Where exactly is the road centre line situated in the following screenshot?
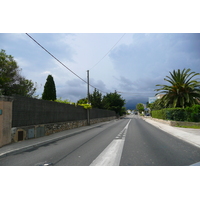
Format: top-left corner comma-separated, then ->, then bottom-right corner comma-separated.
90,119 -> 131,166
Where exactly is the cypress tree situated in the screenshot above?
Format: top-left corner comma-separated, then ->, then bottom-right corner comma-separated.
42,75 -> 56,101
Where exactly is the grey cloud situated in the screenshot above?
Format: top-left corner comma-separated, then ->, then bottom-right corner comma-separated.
29,33 -> 76,63
56,77 -> 109,102
114,75 -> 163,95
56,78 -> 87,102
125,96 -> 148,110
109,33 -> 200,80
90,78 -> 109,94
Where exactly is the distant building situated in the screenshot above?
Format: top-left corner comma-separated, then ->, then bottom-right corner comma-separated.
148,97 -> 157,104
156,94 -> 165,99
148,94 -> 165,104
127,109 -> 132,114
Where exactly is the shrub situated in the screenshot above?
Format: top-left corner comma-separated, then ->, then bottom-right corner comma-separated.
152,105 -> 200,122
185,105 -> 200,122
78,104 -> 92,109
165,108 -> 186,121
152,109 -> 167,120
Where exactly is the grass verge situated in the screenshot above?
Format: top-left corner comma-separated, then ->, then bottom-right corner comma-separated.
176,125 -> 200,129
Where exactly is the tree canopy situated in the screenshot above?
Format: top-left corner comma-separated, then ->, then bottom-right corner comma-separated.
77,90 -> 126,115
77,98 -> 88,104
102,91 -> 125,115
155,68 -> 200,108
42,75 -> 57,101
136,103 -> 144,113
89,88 -> 103,109
0,49 -> 37,97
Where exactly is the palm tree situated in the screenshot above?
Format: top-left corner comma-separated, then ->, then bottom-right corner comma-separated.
155,68 -> 200,108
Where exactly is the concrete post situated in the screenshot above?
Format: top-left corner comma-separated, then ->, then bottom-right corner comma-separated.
87,70 -> 90,125
0,96 -> 14,147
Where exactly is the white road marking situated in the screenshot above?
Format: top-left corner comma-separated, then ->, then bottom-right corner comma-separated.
90,119 -> 131,166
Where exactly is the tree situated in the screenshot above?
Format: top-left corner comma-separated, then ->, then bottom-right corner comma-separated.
155,68 -> 200,108
102,91 -> 125,115
0,49 -> 37,97
77,98 -> 88,104
42,75 -> 56,101
90,89 -> 103,109
136,103 -> 144,114
76,98 -> 92,109
147,99 -> 165,111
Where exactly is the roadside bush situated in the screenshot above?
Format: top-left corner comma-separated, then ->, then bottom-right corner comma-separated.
151,109 -> 167,120
78,103 -> 92,109
55,98 -> 75,105
185,105 -> 200,122
165,108 -> 186,121
152,105 -> 200,122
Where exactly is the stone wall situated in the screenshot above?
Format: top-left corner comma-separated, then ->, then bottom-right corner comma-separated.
11,116 -> 116,143
0,95 -> 116,147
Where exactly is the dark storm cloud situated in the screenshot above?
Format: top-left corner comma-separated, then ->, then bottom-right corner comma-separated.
113,75 -> 164,94
56,79 -> 87,102
109,33 -> 200,108
56,77 -> 109,102
109,33 -> 200,79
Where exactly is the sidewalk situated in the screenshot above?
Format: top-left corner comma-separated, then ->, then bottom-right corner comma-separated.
0,120 -> 114,158
142,117 -> 200,148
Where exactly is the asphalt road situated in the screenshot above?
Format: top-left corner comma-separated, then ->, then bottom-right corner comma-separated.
0,115 -> 200,166
120,115 -> 200,166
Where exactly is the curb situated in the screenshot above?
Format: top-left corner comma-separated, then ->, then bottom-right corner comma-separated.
142,117 -> 200,148
0,121 -> 113,158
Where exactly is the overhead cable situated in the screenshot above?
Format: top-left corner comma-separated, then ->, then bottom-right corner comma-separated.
25,33 -> 87,84
25,33 -> 107,93
89,33 -> 126,70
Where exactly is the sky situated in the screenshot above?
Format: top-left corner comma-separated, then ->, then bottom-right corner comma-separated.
1,1 -> 200,109
1,33 -> 200,109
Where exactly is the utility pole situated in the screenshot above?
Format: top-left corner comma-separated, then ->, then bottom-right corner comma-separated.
87,70 -> 90,125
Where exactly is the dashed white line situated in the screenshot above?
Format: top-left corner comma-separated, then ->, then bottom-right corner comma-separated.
90,119 -> 131,166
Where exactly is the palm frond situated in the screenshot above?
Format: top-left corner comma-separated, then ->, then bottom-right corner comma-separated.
155,68 -> 200,108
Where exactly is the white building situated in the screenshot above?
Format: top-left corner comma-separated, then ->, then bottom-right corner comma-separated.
148,94 -> 165,104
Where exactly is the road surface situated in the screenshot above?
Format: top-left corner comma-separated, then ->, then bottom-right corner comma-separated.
0,115 -> 200,166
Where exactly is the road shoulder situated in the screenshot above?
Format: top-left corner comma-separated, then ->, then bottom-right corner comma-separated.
142,117 -> 200,148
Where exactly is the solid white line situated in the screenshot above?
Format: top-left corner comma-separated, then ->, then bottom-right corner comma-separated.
90,119 -> 131,166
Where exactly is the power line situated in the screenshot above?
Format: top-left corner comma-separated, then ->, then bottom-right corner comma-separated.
26,33 -> 87,84
117,91 -> 156,94
25,33 -> 107,93
26,33 -> 147,96
89,33 -> 126,70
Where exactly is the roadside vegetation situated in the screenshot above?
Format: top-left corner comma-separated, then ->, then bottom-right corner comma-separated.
0,49 -> 37,97
147,68 -> 200,123
175,125 -> 200,129
42,75 -> 56,101
155,68 -> 200,108
77,90 -> 126,115
0,50 -> 126,115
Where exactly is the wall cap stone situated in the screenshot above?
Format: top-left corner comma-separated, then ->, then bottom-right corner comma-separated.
0,95 -> 14,102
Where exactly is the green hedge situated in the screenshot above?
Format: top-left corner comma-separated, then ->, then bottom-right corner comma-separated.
151,109 -> 167,120
185,105 -> 200,122
151,105 -> 200,122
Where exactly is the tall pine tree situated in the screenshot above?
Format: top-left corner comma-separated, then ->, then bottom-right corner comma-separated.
42,75 -> 56,101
